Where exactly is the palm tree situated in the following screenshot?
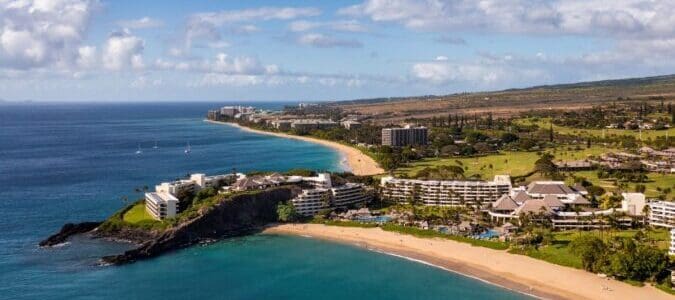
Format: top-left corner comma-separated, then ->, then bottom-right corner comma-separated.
641,205 -> 651,226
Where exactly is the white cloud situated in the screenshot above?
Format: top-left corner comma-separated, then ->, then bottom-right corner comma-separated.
131,75 -> 163,88
288,20 -> 367,32
192,73 -> 264,87
435,56 -> 448,61
76,46 -> 97,68
297,33 -> 362,48
117,17 -> 164,29
340,0 -> 675,37
0,0 -> 97,69
102,30 -> 145,71
411,58 -> 548,87
190,7 -> 321,25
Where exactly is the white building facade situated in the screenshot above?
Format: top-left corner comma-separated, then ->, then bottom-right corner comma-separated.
380,175 -> 511,207
144,192 -> 179,220
648,201 -> 675,228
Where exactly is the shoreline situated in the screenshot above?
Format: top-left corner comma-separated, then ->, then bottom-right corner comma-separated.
206,120 -> 384,176
264,224 -> 672,300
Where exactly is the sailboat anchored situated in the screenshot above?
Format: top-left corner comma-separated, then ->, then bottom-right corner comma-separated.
184,141 -> 191,155
135,144 -> 143,155
153,141 -> 159,149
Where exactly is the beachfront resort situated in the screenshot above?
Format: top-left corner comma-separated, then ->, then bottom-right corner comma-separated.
144,171 -> 371,220
201,102 -> 675,294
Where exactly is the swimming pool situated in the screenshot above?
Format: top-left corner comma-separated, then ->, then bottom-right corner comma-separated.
353,216 -> 393,223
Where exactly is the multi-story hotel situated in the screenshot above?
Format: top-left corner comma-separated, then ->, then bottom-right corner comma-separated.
291,188 -> 332,216
380,175 -> 512,207
381,125 -> 428,147
290,119 -> 338,134
331,183 -> 370,208
648,200 -> 675,228
144,192 -> 179,220
291,176 -> 371,216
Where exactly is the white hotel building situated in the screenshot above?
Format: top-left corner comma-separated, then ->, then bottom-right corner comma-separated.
648,200 -> 675,228
144,192 -> 179,220
379,175 -> 512,207
291,181 -> 371,216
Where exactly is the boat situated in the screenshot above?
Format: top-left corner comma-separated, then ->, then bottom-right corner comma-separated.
153,141 -> 158,149
184,141 -> 191,154
135,144 -> 143,155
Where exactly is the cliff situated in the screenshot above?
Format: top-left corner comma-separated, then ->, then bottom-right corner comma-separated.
39,222 -> 102,247
41,186 -> 299,265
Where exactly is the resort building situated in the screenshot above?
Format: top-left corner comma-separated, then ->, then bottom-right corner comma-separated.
290,119 -> 338,134
648,200 -> 675,228
155,179 -> 197,197
341,120 -> 362,130
291,188 -> 331,216
381,125 -> 428,147
144,192 -> 179,220
488,192 -> 645,230
271,119 -> 292,131
670,228 -> 675,256
380,175 -> 512,207
291,174 -> 371,216
523,181 -> 589,204
331,183 -> 370,208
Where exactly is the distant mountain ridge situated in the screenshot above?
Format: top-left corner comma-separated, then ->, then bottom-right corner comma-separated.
333,73 -> 675,106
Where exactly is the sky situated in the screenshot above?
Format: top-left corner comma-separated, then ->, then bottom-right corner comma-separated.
1,0 -> 675,102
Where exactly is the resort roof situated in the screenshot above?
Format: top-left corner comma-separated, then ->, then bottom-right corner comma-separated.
492,195 -> 519,211
512,191 -> 532,203
570,194 -> 591,205
542,195 -> 565,208
232,178 -> 259,189
514,199 -> 552,215
527,182 -> 575,195
572,184 -> 588,194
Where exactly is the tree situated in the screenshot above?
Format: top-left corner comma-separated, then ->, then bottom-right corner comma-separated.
534,153 -> 558,177
570,234 -> 607,272
277,202 -> 298,222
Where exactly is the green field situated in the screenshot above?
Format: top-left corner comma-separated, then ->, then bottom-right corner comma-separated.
511,229 -> 670,270
573,170 -> 675,199
515,117 -> 675,140
397,146 -> 617,180
122,202 -> 155,223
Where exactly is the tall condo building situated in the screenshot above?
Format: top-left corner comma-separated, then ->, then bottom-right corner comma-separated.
382,125 -> 428,147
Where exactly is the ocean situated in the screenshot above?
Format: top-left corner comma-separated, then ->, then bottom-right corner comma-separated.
0,103 -> 528,299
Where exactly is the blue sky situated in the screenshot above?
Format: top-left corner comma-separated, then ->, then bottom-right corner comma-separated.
1,0 -> 674,102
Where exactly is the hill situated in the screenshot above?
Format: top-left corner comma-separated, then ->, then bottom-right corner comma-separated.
333,74 -> 675,124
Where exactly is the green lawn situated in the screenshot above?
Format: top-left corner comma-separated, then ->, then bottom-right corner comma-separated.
397,146 -> 617,180
510,229 -> 671,270
398,151 -> 539,179
573,170 -> 675,200
122,202 -> 155,223
515,117 -> 675,140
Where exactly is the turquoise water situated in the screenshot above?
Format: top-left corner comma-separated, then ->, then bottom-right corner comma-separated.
0,103 -> 528,299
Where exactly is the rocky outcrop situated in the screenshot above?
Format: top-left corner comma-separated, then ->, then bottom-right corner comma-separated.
39,222 -> 102,247
100,186 -> 298,265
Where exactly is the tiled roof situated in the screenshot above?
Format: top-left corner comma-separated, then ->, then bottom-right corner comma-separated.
527,183 -> 575,195
570,194 -> 591,205
543,194 -> 565,207
512,191 -> 532,203
492,195 -> 519,211
514,199 -> 552,215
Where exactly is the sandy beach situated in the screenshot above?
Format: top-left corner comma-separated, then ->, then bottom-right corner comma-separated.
264,224 -> 671,300
206,120 -> 384,176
